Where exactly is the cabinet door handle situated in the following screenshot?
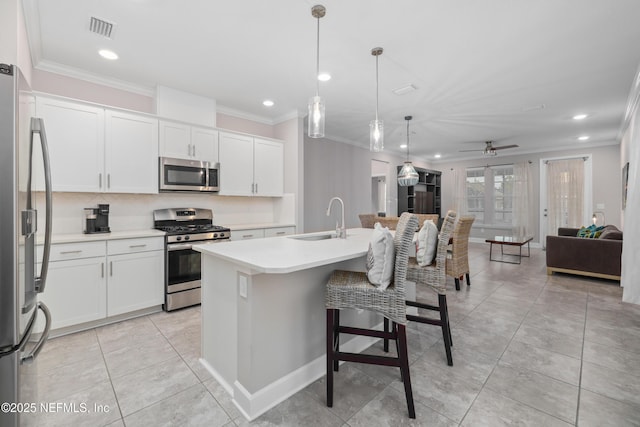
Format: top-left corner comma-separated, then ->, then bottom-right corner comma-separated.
276,231 -> 286,235
193,145 -> 196,157
255,183 -> 258,194
129,244 -> 147,248
109,261 -> 113,277
107,174 -> 111,189
242,234 -> 253,238
251,183 -> 255,194
188,144 -> 192,157
101,262 -> 104,278
99,173 -> 102,189
60,250 -> 82,255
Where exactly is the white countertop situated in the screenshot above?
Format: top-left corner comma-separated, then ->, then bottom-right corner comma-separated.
226,222 -> 296,231
195,228 -> 373,274
41,229 -> 166,245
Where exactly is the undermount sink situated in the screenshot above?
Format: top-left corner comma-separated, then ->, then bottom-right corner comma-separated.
288,233 -> 335,241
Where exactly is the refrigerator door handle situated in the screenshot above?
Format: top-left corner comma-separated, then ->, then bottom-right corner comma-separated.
21,302 -> 51,365
0,300 -> 38,359
31,118 -> 52,293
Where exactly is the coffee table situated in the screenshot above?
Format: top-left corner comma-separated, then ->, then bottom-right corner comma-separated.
485,235 -> 533,264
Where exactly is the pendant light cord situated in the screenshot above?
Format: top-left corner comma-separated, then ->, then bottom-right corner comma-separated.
375,55 -> 379,121
406,118 -> 410,160
316,15 -> 320,97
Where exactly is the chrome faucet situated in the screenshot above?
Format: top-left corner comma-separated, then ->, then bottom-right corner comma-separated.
326,197 -> 346,239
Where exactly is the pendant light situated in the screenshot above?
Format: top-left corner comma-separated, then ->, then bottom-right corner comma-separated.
397,116 -> 419,186
308,5 -> 326,138
370,47 -> 384,152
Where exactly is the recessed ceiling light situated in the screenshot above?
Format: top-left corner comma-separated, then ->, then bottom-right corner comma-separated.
318,73 -> 331,82
434,154 -> 442,159
572,114 -> 588,120
262,100 -> 274,107
98,49 -> 118,60
400,144 -> 407,149
578,135 -> 590,141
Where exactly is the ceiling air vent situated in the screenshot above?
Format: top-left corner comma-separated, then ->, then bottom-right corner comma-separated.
89,16 -> 115,39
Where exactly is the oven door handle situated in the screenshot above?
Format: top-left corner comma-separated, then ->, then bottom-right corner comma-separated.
167,243 -> 195,251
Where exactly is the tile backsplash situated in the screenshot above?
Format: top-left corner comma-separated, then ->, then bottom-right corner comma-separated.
36,192 -> 296,235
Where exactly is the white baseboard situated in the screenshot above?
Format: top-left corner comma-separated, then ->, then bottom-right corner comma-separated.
229,325 -> 382,421
199,357 -> 234,395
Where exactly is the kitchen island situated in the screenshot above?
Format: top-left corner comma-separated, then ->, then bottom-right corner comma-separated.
194,228 -> 382,420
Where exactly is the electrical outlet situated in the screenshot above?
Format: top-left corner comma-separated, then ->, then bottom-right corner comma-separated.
239,275 -> 248,299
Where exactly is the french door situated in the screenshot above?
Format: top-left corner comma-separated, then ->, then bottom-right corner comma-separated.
540,156 -> 592,248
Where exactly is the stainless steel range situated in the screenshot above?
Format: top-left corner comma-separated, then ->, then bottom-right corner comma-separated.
153,208 -> 230,311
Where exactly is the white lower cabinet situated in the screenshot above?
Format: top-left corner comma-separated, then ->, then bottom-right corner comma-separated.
231,229 -> 265,241
40,256 -> 107,330
231,226 -> 295,241
264,226 -> 296,238
107,249 -> 164,316
38,237 -> 164,332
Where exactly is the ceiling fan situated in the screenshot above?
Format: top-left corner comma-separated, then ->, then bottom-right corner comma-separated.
459,141 -> 519,156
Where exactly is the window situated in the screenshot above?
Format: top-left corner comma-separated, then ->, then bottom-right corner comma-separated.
466,165 -> 514,226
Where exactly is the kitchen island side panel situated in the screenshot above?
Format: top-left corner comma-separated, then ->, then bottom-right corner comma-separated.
201,256 -> 239,393
237,257 -> 375,394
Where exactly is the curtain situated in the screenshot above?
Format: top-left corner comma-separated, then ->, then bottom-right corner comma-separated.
451,167 -> 467,214
512,161 -> 534,237
547,158 -> 584,234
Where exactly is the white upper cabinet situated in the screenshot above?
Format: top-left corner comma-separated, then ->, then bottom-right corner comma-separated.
218,132 -> 284,197
254,138 -> 284,196
219,132 -> 254,196
159,120 -> 218,163
36,97 -> 105,192
36,96 -> 159,194
105,110 -> 159,194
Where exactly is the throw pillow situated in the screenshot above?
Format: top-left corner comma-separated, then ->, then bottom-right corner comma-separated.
600,226 -> 623,240
577,224 -> 604,238
416,219 -> 439,266
366,223 -> 395,290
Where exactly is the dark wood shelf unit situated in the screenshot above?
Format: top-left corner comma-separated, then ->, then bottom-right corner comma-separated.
397,167 -> 442,218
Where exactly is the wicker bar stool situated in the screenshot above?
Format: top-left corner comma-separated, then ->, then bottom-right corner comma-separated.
446,216 -> 475,290
326,213 -> 419,419
403,210 -> 457,366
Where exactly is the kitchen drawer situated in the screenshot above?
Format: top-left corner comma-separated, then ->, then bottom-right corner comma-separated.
107,237 -> 164,255
42,241 -> 106,262
264,226 -> 295,238
231,229 -> 265,241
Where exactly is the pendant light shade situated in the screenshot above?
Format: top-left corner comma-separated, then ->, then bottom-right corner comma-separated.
370,47 -> 384,152
308,95 -> 325,138
398,116 -> 419,187
308,5 -> 326,138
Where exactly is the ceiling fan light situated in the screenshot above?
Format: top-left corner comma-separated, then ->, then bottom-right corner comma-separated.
398,161 -> 419,186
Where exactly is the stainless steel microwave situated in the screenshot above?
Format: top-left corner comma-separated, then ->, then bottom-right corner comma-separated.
159,157 -> 219,192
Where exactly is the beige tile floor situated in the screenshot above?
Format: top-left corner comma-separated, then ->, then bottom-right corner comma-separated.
20,242 -> 640,426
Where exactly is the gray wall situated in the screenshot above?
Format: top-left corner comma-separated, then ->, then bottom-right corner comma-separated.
303,137 -> 414,233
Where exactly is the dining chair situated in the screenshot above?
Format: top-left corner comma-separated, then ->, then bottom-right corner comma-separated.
401,210 -> 457,366
325,212 -> 419,418
446,215 -> 475,291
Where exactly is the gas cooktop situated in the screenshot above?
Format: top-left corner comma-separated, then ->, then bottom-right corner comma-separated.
153,208 -> 230,237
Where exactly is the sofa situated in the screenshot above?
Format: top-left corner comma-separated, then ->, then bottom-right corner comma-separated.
546,225 -> 623,280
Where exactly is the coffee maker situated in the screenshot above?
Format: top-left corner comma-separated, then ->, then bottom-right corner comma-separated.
84,204 -> 111,234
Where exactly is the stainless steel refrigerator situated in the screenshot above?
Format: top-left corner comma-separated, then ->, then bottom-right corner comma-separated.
0,63 -> 53,427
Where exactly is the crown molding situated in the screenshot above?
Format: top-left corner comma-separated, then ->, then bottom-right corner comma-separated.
34,59 -> 155,97
618,62 -> 640,141
22,0 -> 42,66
